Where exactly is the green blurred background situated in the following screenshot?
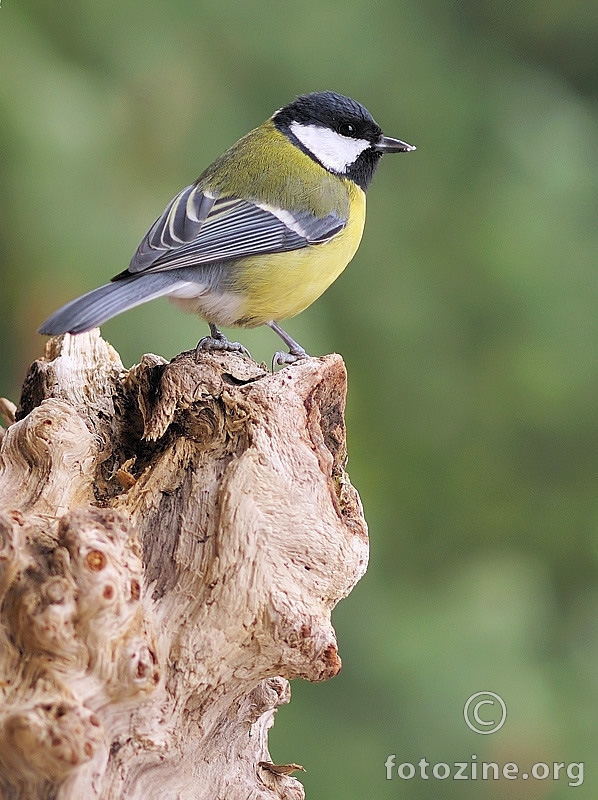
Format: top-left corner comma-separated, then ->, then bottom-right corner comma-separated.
1,1 -> 598,797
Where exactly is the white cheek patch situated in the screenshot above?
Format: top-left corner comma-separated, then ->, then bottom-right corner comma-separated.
289,121 -> 370,173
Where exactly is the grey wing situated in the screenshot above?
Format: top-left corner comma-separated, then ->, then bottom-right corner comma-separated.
127,183 -> 347,274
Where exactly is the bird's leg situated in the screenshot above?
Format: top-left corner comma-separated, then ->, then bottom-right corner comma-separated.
195,323 -> 251,361
268,320 -> 310,369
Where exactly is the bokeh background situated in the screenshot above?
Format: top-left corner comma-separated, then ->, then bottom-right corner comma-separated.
1,1 -> 598,797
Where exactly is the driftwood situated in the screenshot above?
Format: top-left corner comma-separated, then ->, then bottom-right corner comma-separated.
0,331 -> 368,800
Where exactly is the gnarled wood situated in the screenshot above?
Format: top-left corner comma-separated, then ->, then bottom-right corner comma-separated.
0,331 -> 368,799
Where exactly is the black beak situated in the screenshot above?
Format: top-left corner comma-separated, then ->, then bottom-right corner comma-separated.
374,135 -> 416,153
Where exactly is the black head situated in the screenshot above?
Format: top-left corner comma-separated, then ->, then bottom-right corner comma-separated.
273,91 -> 415,190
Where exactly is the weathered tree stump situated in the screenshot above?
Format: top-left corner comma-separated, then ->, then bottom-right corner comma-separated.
0,331 -> 368,800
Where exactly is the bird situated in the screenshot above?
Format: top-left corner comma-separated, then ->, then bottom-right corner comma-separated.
39,91 -> 415,365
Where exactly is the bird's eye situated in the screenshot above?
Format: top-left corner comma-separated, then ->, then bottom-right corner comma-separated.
338,123 -> 356,137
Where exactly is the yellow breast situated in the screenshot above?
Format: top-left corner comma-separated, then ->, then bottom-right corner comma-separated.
234,180 -> 366,326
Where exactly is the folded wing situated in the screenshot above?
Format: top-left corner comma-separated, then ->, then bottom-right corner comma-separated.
125,183 -> 347,276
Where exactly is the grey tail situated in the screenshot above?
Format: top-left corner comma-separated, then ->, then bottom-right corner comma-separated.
38,272 -> 187,335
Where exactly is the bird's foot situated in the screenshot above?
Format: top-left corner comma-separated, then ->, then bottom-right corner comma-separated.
272,346 -> 309,371
267,320 -> 310,370
195,325 -> 251,361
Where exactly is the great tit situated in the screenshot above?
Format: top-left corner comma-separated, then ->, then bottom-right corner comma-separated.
39,91 -> 415,364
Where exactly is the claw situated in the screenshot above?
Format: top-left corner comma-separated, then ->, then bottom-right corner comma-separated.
267,320 -> 310,371
271,349 -> 309,371
195,324 -> 251,362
